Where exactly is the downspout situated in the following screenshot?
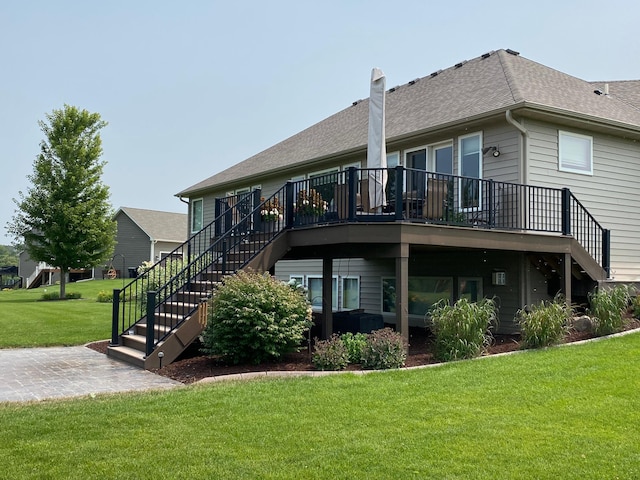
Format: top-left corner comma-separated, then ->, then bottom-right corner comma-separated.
150,239 -> 157,263
505,110 -> 531,310
505,110 -> 529,185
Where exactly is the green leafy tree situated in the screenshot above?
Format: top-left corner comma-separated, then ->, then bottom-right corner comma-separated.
7,105 -> 116,299
0,245 -> 19,267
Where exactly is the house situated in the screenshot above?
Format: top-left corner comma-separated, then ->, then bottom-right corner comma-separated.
109,48 -> 640,369
18,207 -> 187,288
112,207 -> 188,277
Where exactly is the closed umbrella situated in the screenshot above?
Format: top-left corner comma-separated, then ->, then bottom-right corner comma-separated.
367,67 -> 387,211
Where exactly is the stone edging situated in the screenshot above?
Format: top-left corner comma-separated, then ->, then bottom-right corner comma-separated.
195,327 -> 640,384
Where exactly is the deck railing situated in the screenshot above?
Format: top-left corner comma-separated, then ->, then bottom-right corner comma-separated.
286,166 -> 609,269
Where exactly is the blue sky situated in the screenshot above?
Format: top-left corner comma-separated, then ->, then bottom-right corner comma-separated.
2,0 -> 639,242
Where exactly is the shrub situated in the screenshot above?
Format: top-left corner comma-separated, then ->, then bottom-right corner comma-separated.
361,328 -> 407,370
96,290 -> 113,303
430,297 -> 496,362
633,294 -> 640,319
41,291 -> 82,301
312,335 -> 349,370
589,285 -> 632,336
341,332 -> 368,364
136,258 -> 189,313
517,296 -> 571,348
201,270 -> 313,364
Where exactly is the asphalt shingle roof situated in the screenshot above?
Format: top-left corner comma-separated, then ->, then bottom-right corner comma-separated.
116,207 -> 187,243
177,49 -> 640,196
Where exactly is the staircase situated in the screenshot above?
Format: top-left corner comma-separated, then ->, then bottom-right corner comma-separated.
107,187 -> 289,369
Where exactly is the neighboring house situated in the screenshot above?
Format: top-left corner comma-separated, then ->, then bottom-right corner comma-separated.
18,207 -> 188,288
108,48 -> 640,369
112,207 -> 188,277
18,253 -> 94,288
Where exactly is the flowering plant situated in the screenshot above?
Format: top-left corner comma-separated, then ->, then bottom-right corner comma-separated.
294,188 -> 328,216
260,197 -> 283,222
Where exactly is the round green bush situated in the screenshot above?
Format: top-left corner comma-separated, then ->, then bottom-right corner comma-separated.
201,270 -> 313,364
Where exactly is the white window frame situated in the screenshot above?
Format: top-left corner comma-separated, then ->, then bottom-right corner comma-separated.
289,275 -> 304,286
458,132 -> 483,211
404,146 -> 428,193
190,198 -> 203,233
559,130 -> 593,175
430,141 -> 454,175
404,146 -> 428,170
341,276 -> 360,310
307,275 -> 338,311
386,151 -> 400,168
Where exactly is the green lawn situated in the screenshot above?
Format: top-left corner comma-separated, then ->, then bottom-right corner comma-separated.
0,279 -> 121,347
1,332 -> 639,479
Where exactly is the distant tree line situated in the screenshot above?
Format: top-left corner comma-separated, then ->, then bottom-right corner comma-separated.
0,245 -> 18,267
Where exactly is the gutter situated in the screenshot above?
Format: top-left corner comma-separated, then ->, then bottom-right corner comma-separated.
505,109 -> 529,185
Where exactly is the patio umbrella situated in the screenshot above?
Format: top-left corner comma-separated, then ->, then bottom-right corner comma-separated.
367,67 -> 387,211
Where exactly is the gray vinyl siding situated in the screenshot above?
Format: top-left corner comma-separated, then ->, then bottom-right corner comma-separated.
483,123 -> 521,184
155,241 -> 183,261
527,119 -> 640,281
114,213 -> 152,271
18,251 -> 38,282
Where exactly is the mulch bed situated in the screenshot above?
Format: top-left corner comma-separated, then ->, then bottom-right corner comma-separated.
87,316 -> 640,384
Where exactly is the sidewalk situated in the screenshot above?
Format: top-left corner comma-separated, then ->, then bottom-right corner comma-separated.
0,346 -> 182,403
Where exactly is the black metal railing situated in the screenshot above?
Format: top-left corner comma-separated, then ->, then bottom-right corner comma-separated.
285,166 -> 609,266
111,187 -> 288,353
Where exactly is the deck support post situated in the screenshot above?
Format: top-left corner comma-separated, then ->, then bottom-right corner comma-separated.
395,243 -> 409,344
321,257 -> 333,339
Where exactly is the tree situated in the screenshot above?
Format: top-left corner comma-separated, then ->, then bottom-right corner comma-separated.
8,105 -> 116,299
0,245 -> 19,267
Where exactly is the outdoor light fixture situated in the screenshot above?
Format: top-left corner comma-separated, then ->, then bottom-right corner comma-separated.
482,146 -> 501,157
158,351 -> 165,369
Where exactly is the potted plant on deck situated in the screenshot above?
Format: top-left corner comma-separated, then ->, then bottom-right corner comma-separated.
260,197 -> 283,232
294,188 -> 328,225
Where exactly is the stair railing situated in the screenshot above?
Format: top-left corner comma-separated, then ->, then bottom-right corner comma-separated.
111,185 -> 289,352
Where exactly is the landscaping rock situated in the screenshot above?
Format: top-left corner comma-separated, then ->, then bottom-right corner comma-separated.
572,315 -> 594,333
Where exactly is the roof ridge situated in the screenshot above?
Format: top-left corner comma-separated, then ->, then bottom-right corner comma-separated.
495,49 -> 522,103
